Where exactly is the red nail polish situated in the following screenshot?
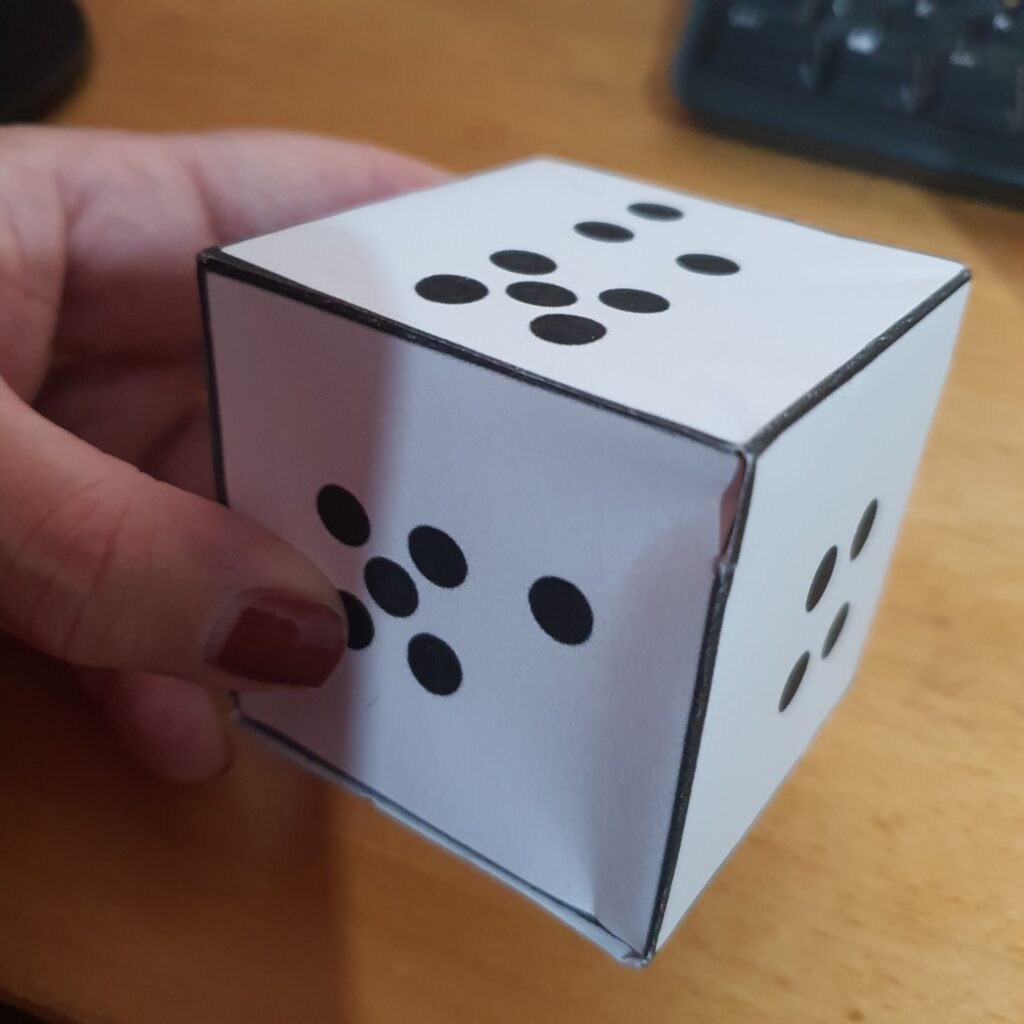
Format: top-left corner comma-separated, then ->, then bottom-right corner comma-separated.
209,590 -> 347,687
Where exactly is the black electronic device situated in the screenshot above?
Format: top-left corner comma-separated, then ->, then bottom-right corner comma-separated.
672,0 -> 1024,204
0,0 -> 89,122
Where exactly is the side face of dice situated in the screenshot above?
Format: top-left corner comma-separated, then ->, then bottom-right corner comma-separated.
653,283 -> 969,951
199,158 -> 969,962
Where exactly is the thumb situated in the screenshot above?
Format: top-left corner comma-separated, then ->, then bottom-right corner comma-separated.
0,380 -> 347,689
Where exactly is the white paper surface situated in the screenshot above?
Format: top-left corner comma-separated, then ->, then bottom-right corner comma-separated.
657,286 -> 969,946
205,156 -> 968,957
242,713 -> 641,963
224,157 -> 963,445
207,274 -> 738,952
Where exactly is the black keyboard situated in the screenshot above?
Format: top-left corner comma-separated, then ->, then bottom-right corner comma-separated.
672,0 -> 1024,204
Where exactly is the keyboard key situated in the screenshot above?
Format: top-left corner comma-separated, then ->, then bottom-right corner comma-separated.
823,20 -> 941,112
890,1 -> 1006,41
801,32 -> 840,90
707,2 -> 827,90
727,0 -> 824,25
931,42 -> 1024,136
828,0 -> 888,16
988,2 -> 1024,41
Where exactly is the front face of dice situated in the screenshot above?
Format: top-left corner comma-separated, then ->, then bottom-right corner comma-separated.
206,272 -> 740,951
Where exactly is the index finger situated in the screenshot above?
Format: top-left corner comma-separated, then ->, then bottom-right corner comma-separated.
0,127 -> 443,368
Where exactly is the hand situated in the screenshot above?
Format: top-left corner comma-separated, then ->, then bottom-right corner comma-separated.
0,127 -> 441,782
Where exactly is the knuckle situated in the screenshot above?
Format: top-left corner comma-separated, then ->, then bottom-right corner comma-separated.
5,472 -> 148,663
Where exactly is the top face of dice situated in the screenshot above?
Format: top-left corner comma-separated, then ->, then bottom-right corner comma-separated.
221,158 -> 965,445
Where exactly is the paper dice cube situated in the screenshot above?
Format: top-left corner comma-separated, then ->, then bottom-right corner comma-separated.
199,158 -> 968,963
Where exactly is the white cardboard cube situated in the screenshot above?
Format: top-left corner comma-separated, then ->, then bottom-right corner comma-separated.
199,158 -> 969,963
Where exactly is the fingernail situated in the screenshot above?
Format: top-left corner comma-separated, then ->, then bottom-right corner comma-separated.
208,589 -> 347,687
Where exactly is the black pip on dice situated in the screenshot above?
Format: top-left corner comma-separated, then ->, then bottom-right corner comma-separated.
199,158 -> 969,963
314,482 -> 591,695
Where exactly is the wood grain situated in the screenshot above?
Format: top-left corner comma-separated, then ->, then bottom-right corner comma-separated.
2,0 -> 1024,1020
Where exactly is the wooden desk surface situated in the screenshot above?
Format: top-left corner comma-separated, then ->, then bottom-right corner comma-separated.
3,1 -> 1024,1020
